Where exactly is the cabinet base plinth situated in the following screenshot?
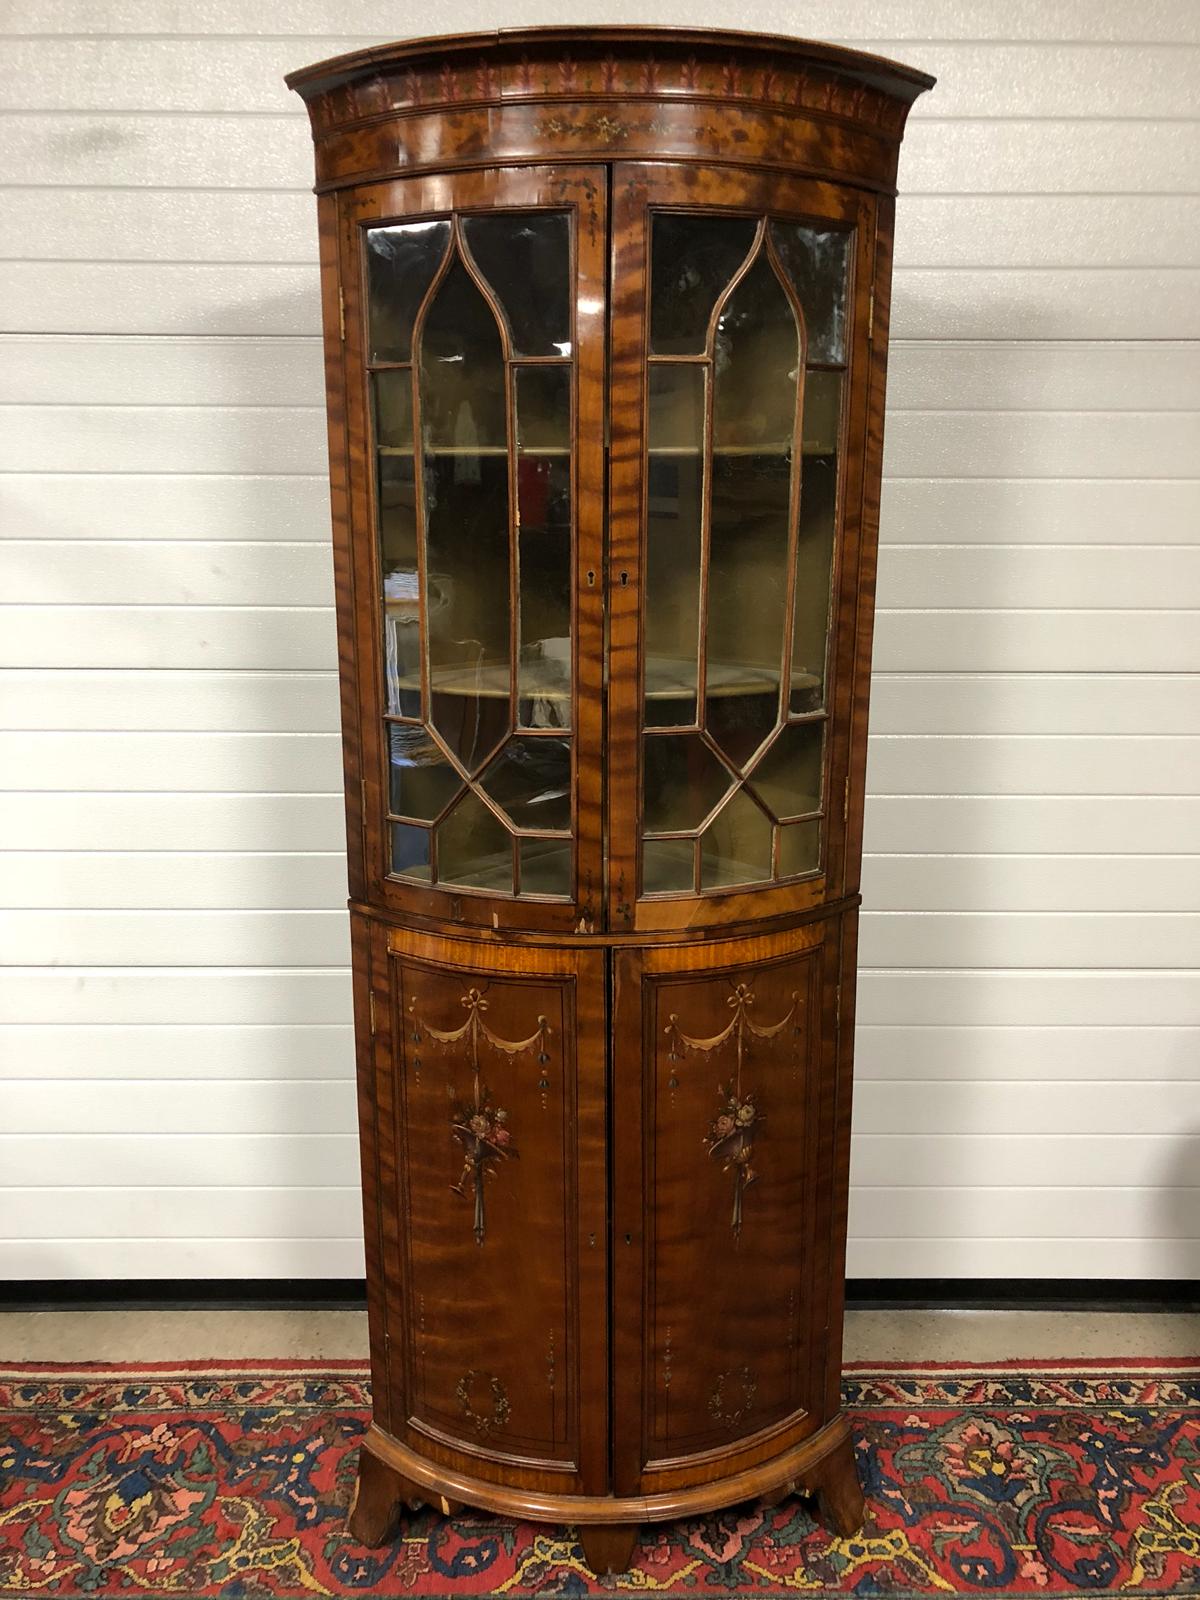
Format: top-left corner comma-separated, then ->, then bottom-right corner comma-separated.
808,1432 -> 866,1537
354,1411 -> 862,1554
348,1443 -> 467,1546
578,1523 -> 639,1575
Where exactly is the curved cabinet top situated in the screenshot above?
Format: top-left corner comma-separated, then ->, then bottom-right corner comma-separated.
287,26 -> 935,196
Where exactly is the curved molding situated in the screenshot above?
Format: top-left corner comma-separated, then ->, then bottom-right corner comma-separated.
362,1409 -> 852,1524
288,27 -> 935,196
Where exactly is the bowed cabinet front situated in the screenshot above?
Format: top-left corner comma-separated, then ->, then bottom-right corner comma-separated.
289,25 -> 933,1575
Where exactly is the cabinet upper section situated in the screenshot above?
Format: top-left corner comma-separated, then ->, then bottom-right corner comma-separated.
287,27 -> 934,198
289,31 -> 932,938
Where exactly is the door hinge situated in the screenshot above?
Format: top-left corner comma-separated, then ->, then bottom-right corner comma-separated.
368,990 -> 377,1036
867,285 -> 876,343
360,777 -> 368,831
835,982 -> 841,1029
338,285 -> 346,341
843,775 -> 851,823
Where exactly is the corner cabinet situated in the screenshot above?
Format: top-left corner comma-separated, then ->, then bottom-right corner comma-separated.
288,26 -> 933,1576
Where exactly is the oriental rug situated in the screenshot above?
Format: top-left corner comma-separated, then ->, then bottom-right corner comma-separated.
1,1357 -> 1197,1597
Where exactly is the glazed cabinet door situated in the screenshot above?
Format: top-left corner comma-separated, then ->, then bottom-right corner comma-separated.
607,164 -> 877,932
610,921 -> 849,1494
361,918 -> 609,1495
336,167 -> 606,933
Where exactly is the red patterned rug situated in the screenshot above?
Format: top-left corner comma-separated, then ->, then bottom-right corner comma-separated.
1,1357 -> 1198,1597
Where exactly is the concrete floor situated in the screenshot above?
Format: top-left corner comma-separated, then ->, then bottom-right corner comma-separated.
0,1307 -> 1196,1363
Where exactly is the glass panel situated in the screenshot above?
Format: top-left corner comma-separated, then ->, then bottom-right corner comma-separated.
436,790 -> 513,893
712,251 -> 799,452
374,369 -> 413,449
420,255 -> 511,775
462,212 -> 571,356
519,836 -> 572,898
516,364 -> 570,452
705,252 -> 797,765
650,213 -> 757,355
769,222 -> 851,364
645,364 -> 704,728
421,258 -> 507,449
391,821 -> 431,881
705,685 -> 780,773
643,837 -> 695,895
791,371 -> 842,715
748,721 -> 824,821
699,788 -> 773,889
480,736 -> 571,832
388,724 -> 463,821
367,219 -> 450,363
778,818 -> 820,879
379,454 -> 421,718
643,733 -> 734,834
515,366 -> 572,725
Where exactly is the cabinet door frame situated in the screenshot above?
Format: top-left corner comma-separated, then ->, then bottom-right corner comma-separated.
366,917 -> 611,1495
610,919 -> 843,1494
337,165 -> 607,933
606,162 -> 878,933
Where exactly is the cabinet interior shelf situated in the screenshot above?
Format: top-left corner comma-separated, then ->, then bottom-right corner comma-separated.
384,654 -> 817,701
379,444 -> 834,457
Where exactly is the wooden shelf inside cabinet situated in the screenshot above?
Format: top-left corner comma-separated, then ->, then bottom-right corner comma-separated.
289,21 -> 932,1580
380,656 -> 817,703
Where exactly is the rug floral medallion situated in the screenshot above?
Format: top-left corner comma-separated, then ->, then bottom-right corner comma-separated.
1,1358 -> 1198,1598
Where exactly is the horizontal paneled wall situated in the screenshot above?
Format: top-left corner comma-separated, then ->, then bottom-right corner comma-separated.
1,2 -> 1197,1282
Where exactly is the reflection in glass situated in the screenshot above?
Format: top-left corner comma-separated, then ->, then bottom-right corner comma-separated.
643,733 -> 734,834
379,453 -> 421,719
436,790 -> 513,892
420,256 -> 511,774
519,836 -> 571,898
463,212 -> 571,356
749,721 -> 824,820
699,788 -> 773,889
650,213 -> 757,355
480,737 -> 571,832
778,817 -> 820,878
791,372 -> 842,714
516,366 -> 572,724
770,222 -> 851,364
391,821 -> 431,881
367,219 -> 450,363
645,363 -> 704,728
643,837 -> 695,895
388,724 -> 462,821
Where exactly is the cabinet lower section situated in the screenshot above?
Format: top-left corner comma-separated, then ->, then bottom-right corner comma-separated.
352,905 -> 861,1555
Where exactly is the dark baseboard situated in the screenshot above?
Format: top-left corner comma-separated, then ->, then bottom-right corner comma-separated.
0,1278 -> 1197,1314
0,1279 -> 369,1313
845,1278 -> 1200,1313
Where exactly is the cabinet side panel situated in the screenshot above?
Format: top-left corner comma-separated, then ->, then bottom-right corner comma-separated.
842,200 -> 894,895
316,192 -> 364,901
351,910 -> 390,1427
823,907 -> 859,1419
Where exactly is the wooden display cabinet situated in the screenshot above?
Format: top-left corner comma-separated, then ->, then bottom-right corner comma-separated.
287,26 -> 933,1576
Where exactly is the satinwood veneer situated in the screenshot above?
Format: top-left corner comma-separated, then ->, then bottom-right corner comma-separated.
288,25 -> 933,1577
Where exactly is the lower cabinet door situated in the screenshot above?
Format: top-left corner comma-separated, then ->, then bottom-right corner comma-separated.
365,920 -> 609,1495
611,920 -> 842,1493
